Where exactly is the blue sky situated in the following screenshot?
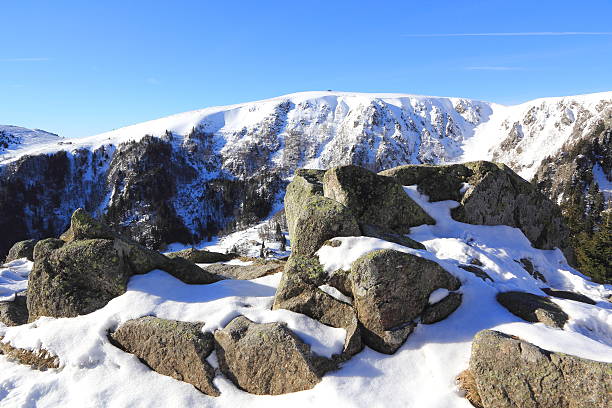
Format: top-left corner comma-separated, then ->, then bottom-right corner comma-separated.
1,0 -> 611,138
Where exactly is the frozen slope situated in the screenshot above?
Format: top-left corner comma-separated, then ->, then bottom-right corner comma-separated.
0,187 -> 610,407
0,125 -> 61,158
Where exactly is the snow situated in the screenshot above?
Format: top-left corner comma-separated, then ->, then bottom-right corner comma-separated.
0,259 -> 31,302
458,92 -> 612,180
593,163 -> 612,202
428,288 -> 451,305
1,186 -> 611,406
318,284 -> 353,305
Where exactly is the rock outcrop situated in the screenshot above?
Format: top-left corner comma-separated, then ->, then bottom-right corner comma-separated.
381,161 -> 574,262
496,291 -> 568,329
27,209 -> 220,321
110,316 -> 219,396
468,330 -> 612,408
323,165 -> 434,234
214,316 -> 330,395
4,239 -> 37,263
273,255 -> 362,358
351,249 -> 461,353
0,292 -> 28,326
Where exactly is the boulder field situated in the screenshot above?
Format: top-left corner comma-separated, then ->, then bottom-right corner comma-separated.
1,160 -> 609,406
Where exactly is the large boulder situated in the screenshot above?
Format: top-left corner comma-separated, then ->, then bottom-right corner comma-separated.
468,330 -> 612,408
5,239 -> 37,263
273,255 -> 362,358
381,161 -> 573,262
351,249 -> 461,353
110,316 -> 219,396
290,195 -> 360,256
27,209 -> 220,321
165,248 -> 236,264
214,316 -> 331,395
0,292 -> 28,326
27,239 -> 133,321
323,165 -> 434,234
497,291 -> 568,329
284,169 -> 326,240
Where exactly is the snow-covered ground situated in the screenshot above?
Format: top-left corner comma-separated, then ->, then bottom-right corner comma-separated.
1,187 -> 610,407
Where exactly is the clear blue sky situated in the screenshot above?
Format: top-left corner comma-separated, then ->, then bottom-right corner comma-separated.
1,0 -> 611,138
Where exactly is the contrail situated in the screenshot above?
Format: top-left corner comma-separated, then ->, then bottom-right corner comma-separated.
0,57 -> 49,62
403,32 -> 612,37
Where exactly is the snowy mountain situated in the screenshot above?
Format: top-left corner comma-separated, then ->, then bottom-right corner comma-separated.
0,91 -> 610,258
0,125 -> 61,156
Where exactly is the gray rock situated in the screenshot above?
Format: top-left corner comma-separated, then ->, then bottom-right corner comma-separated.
469,330 -> 612,408
0,292 -> 28,326
351,249 -> 461,353
458,264 -> 493,282
5,239 -> 37,263
204,259 -> 285,280
519,258 -> 547,282
273,256 -> 362,359
541,288 -> 596,305
284,169 -> 325,243
359,223 -> 426,250
166,248 -> 236,264
27,239 -> 133,321
290,195 -> 361,256
323,165 -> 434,234
421,292 -> 463,324
214,316 -> 330,395
381,161 -> 573,263
27,210 -> 221,321
110,316 -> 219,396
496,291 -> 568,328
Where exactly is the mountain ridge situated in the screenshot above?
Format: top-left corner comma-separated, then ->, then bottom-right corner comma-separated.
0,90 -> 610,262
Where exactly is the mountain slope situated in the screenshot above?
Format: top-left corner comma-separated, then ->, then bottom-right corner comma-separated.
0,125 -> 61,157
0,91 -> 610,258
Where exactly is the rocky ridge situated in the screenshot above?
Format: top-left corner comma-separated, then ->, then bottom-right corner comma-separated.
0,91 -> 609,262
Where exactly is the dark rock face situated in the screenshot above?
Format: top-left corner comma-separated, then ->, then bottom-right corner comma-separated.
351,249 -> 461,354
204,259 -> 285,280
5,239 -> 37,263
110,316 -> 219,396
541,288 -> 596,305
421,292 -> 463,324
323,165 -> 434,234
27,209 -> 220,321
381,161 -> 573,262
496,291 -> 568,328
0,131 -> 289,261
165,248 -> 236,264
214,316 -> 330,395
469,330 -> 612,408
0,292 -> 28,326
458,264 -> 493,282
